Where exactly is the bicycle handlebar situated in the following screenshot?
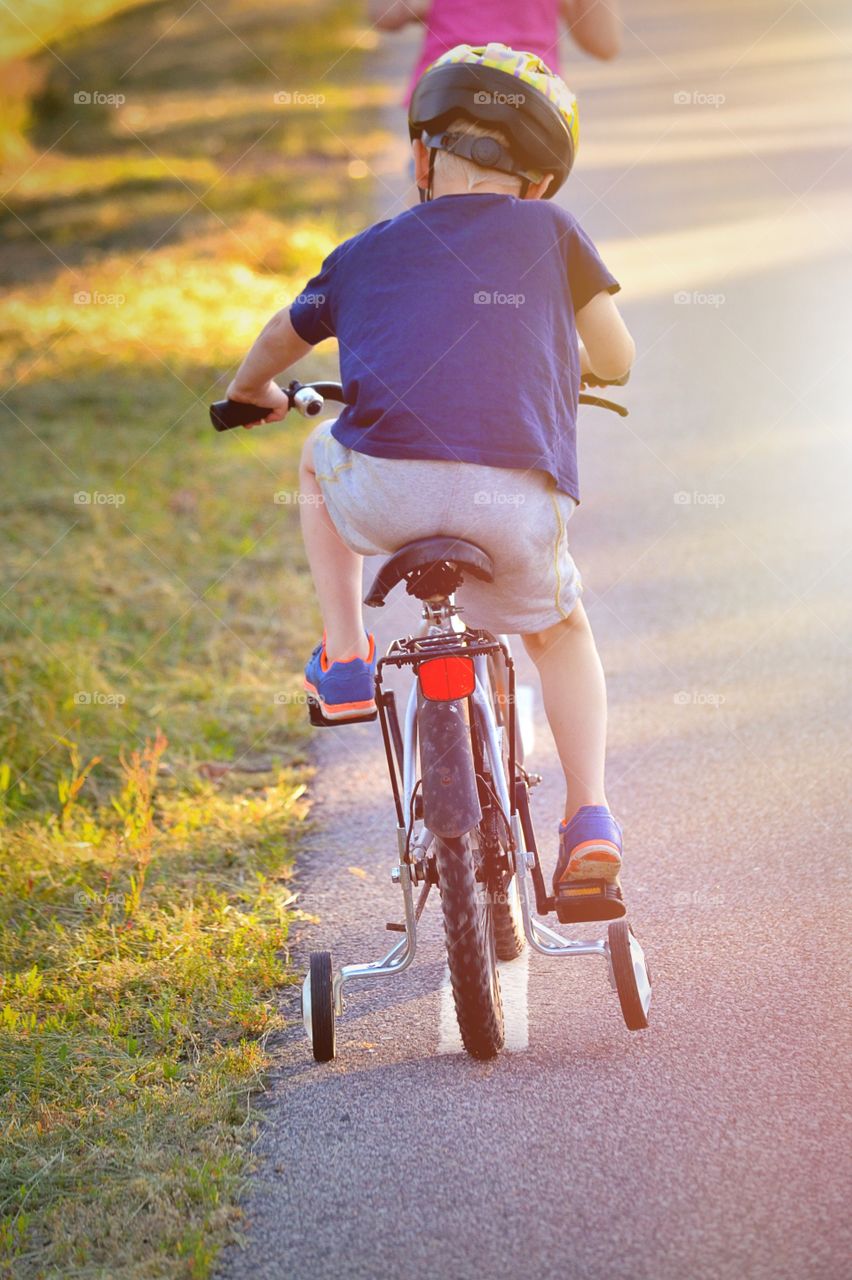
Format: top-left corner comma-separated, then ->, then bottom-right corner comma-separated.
209,373 -> 628,432
209,380 -> 348,432
582,370 -> 630,389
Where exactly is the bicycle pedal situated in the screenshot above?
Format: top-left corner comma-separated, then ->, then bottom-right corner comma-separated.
552,879 -> 627,924
306,697 -> 378,728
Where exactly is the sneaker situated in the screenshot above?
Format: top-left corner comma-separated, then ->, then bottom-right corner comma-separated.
303,633 -> 377,722
553,805 -> 622,891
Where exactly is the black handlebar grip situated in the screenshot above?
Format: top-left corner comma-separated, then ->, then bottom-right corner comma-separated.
209,398 -> 274,432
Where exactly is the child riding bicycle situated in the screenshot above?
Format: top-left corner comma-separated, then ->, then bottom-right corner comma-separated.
227,43 -> 635,896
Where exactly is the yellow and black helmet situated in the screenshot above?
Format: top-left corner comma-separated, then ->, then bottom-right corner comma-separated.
409,43 -> 580,198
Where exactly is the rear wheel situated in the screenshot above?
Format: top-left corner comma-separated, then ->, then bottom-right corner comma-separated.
492,868 -> 525,960
435,834 -> 504,1059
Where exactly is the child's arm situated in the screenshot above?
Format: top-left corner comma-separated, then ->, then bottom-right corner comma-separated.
560,0 -> 622,60
369,0 -> 428,30
226,310 -> 312,423
575,290 -> 635,383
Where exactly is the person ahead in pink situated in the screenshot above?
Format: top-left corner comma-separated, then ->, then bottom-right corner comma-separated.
369,0 -> 623,101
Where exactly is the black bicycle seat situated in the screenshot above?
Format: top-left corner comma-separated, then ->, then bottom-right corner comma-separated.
364,537 -> 494,607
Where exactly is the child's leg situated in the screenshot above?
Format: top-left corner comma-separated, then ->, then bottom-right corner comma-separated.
298,428 -> 369,663
521,601 -> 608,822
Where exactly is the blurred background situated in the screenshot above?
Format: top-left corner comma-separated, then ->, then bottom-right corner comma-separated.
1,2 -> 850,1276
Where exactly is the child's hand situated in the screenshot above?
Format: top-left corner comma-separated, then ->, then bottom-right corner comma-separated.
225,378 -> 290,428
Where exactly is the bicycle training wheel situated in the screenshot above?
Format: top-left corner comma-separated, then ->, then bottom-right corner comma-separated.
608,920 -> 652,1031
304,950 -> 336,1062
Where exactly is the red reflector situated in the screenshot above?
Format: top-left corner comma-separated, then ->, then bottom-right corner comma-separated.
418,656 -> 475,701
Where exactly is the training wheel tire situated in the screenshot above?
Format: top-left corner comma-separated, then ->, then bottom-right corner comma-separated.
608,920 -> 651,1031
306,951 -> 336,1062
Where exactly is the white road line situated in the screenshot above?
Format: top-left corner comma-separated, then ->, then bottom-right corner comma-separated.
437,948 -> 530,1054
437,965 -> 463,1055
516,683 -> 536,758
499,946 -> 530,1051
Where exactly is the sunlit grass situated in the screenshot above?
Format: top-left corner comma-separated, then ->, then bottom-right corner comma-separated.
1,0 -> 379,1274
0,0 -> 154,60
0,216 -> 339,379
0,735 -> 309,1276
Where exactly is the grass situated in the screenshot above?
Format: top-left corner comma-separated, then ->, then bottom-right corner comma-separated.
0,0 -> 389,1274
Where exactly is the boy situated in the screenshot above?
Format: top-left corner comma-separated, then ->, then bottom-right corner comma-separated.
227,45 -> 635,894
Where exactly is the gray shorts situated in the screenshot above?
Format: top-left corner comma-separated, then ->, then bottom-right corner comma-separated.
311,421 -> 582,635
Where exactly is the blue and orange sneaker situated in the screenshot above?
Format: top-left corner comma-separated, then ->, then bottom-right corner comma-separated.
303,633 -> 378,723
553,806 -> 625,923
554,806 -> 623,887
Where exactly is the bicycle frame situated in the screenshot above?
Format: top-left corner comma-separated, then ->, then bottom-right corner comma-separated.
210,377 -> 651,1048
326,597 -> 618,1021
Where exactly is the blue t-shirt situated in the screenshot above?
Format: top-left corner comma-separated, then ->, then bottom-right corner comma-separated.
289,193 -> 618,501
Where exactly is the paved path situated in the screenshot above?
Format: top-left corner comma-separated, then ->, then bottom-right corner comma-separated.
219,2 -> 852,1276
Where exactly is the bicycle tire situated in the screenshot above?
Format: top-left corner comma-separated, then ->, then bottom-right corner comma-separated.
492,872 -> 525,961
485,652 -> 526,961
608,920 -> 650,1031
308,951 -> 336,1061
435,833 -> 505,1059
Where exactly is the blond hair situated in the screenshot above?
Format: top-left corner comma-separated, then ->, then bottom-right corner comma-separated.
431,118 -> 521,194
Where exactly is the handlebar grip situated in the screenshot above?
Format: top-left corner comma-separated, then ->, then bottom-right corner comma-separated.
209,398 -> 273,432
292,386 -> 324,417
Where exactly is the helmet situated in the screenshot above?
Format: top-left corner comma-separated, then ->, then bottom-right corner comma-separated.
408,43 -> 579,198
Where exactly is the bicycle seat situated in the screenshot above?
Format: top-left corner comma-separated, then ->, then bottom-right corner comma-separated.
364,537 -> 494,607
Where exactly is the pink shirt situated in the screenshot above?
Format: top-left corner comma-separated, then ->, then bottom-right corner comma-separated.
406,0 -> 562,102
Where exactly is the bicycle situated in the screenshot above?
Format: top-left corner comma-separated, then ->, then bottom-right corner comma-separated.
210,378 -> 652,1060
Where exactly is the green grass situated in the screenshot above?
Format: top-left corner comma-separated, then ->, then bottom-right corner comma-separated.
0,0 -> 388,1274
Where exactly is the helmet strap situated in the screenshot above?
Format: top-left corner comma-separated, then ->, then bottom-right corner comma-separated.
427,145 -> 437,201
421,130 -> 541,190
417,143 -> 438,203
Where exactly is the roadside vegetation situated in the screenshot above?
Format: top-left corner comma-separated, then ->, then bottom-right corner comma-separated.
0,1 -> 387,1273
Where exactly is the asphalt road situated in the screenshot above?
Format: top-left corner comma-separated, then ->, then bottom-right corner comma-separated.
219,3 -> 852,1277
